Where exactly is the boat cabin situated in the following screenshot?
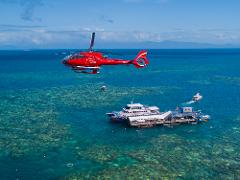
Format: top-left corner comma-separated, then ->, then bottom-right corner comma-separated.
125,103 -> 144,110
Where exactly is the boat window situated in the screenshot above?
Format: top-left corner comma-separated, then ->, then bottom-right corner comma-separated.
132,107 -> 141,109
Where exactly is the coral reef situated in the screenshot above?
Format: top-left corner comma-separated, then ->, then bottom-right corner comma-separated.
1,83 -> 240,179
61,133 -> 240,179
0,83 -> 175,158
76,145 -> 118,164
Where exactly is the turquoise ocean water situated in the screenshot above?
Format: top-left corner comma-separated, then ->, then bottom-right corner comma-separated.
0,49 -> 240,179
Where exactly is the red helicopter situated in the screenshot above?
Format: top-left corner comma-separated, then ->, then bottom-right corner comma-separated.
62,32 -> 149,74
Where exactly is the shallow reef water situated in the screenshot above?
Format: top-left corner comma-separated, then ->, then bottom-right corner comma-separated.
0,90 -> 71,158
0,49 -> 240,179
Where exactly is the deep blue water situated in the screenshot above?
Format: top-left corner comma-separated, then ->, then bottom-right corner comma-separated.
0,49 -> 240,179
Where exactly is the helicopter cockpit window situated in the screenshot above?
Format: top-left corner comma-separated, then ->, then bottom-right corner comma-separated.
71,54 -> 84,59
77,55 -> 84,58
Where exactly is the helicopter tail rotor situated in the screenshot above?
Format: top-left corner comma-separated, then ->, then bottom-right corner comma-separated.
132,50 -> 149,68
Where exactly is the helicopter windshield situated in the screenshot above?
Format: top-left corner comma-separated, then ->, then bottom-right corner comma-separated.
71,54 -> 84,59
76,54 -> 84,58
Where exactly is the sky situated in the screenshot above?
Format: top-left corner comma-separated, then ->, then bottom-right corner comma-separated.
0,0 -> 240,49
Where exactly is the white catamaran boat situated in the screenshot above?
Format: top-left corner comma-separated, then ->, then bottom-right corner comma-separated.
107,103 -> 171,127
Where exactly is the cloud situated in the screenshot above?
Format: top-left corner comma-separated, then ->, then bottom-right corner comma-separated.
0,27 -> 93,48
0,26 -> 240,48
99,15 -> 114,24
0,24 -> 44,30
20,0 -> 43,21
0,0 -> 43,22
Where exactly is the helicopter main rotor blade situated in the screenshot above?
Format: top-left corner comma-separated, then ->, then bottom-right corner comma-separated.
89,32 -> 95,51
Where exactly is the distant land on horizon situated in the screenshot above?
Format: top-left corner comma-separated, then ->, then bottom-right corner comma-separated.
0,40 -> 240,50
